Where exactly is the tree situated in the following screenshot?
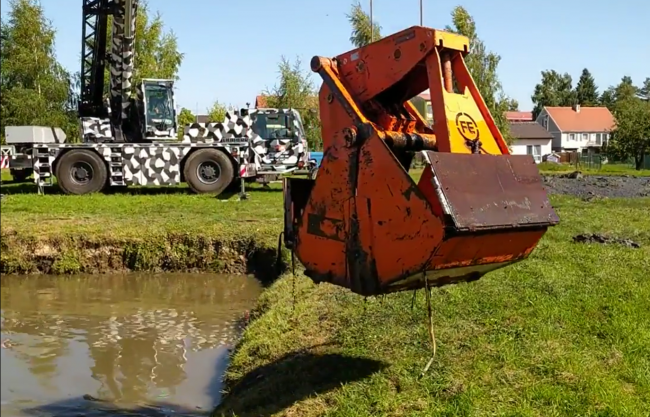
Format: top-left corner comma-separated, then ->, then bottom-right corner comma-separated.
347,1 -> 382,48
206,101 -> 227,123
639,77 -> 650,101
531,70 -> 576,119
575,68 -> 599,106
176,107 -> 195,139
103,0 -> 184,93
0,0 -> 77,141
599,87 -> 616,110
613,76 -> 639,102
263,57 -> 321,150
600,76 -> 641,110
505,98 -> 519,111
607,97 -> 650,170
445,6 -> 513,143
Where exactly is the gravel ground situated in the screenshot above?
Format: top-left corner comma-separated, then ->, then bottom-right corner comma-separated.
542,174 -> 650,199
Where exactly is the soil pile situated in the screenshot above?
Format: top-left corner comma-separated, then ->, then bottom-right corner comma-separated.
543,174 -> 650,198
573,233 -> 641,248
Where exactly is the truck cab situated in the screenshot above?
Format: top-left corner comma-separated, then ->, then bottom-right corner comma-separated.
250,108 -> 309,174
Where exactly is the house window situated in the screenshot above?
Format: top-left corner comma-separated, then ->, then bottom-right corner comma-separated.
569,133 -> 575,141
582,133 -> 588,141
527,145 -> 542,163
596,133 -> 602,145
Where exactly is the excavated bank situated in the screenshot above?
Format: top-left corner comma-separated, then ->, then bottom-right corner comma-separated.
0,229 -> 287,281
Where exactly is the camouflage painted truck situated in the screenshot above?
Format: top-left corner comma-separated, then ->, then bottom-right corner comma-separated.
2,0 -> 312,196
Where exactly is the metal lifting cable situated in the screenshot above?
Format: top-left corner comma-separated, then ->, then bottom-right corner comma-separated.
419,272 -> 437,379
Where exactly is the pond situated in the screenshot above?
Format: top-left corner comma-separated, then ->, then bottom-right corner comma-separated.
1,273 -> 263,416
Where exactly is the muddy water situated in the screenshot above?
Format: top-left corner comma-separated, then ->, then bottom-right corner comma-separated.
0,273 -> 262,417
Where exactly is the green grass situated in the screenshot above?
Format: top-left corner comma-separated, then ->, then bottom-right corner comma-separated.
538,162 -> 650,177
216,195 -> 650,417
1,171 -> 283,241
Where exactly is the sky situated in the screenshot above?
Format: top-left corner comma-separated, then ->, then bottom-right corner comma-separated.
2,0 -> 649,114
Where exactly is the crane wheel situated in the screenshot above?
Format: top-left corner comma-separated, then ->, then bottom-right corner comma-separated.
183,148 -> 234,195
55,149 -> 108,195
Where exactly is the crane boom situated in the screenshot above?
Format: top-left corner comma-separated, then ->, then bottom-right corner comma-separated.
110,0 -> 137,126
79,0 -> 111,119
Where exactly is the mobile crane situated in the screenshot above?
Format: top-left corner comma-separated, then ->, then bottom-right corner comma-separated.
282,27 -> 560,296
2,0 -> 311,195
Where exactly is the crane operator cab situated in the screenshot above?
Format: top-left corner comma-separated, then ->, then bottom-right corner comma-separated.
140,78 -> 177,141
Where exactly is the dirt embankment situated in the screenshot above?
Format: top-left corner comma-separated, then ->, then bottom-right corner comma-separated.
542,174 -> 650,199
0,230 -> 287,280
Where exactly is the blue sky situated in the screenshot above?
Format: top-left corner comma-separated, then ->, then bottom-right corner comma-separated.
2,0 -> 649,114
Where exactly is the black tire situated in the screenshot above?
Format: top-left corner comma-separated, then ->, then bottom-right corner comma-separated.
10,168 -> 33,183
55,149 -> 108,195
183,148 -> 234,195
309,167 -> 318,180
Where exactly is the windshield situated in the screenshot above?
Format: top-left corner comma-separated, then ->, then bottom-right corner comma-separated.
252,112 -> 303,140
144,84 -> 174,129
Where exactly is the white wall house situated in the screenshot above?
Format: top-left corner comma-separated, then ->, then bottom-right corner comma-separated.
509,122 -> 553,163
535,105 -> 615,153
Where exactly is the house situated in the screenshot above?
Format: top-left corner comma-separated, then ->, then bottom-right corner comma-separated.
254,94 -> 319,110
509,122 -> 553,163
254,95 -> 267,108
505,111 -> 533,122
195,114 -> 210,123
536,105 -> 614,153
409,91 -> 433,123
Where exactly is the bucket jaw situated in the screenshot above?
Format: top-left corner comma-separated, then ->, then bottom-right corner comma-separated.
283,149 -> 559,296
282,25 -> 560,296
387,151 -> 560,292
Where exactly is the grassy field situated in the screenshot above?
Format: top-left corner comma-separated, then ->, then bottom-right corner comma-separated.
2,169 -> 650,415
1,170 -> 282,240
216,195 -> 650,417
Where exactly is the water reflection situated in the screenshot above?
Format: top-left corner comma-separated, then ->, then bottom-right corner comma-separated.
1,273 -> 262,416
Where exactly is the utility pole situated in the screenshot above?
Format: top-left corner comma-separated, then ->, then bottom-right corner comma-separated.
370,0 -> 373,42
419,0 -> 423,26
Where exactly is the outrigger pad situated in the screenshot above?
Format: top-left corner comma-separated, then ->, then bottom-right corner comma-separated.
421,152 -> 560,231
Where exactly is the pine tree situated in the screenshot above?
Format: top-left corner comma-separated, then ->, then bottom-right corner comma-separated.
575,68 -> 599,106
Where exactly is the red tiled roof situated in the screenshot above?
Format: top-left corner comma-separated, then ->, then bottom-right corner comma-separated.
545,106 -> 614,132
506,111 -> 533,121
509,122 -> 553,139
255,95 -> 267,108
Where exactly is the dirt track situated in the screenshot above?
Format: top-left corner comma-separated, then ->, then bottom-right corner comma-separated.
542,174 -> 650,199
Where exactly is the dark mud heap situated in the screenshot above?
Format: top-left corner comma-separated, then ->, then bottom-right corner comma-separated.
543,174 -> 650,199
